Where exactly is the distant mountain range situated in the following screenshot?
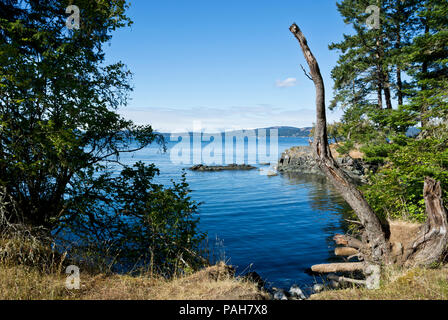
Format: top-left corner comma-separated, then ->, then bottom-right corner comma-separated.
158,126 -> 312,138
260,126 -> 312,137
158,125 -> 420,140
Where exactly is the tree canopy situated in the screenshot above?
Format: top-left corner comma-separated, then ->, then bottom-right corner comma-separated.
0,0 -> 204,274
329,0 -> 448,222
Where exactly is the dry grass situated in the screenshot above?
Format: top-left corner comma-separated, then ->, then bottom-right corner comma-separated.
0,207 -> 268,300
388,220 -> 422,248
0,263 -> 74,300
329,143 -> 365,159
310,265 -> 448,300
284,144 -> 364,160
0,261 -> 269,300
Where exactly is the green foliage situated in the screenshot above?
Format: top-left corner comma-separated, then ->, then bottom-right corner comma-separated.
360,143 -> 397,165
0,1 -> 205,275
331,0 -> 448,222
327,122 -> 345,143
61,166 -> 206,275
336,140 -> 355,156
362,133 -> 448,222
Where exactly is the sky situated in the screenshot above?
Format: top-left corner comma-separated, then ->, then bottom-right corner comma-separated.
104,0 -> 353,132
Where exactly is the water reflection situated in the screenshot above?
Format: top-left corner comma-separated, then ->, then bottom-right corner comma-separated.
280,172 -> 353,265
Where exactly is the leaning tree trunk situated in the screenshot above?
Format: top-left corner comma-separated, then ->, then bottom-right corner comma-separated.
289,24 -> 390,265
289,24 -> 448,274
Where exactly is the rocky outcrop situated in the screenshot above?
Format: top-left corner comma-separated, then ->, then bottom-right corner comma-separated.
189,164 -> 257,172
278,146 -> 322,175
277,146 -> 376,184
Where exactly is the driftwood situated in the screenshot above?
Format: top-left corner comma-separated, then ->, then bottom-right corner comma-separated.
335,247 -> 359,257
289,23 -> 448,286
311,262 -> 364,273
333,234 -> 363,249
327,273 -> 366,286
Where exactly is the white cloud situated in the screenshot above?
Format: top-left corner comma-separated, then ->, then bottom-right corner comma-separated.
275,77 -> 297,88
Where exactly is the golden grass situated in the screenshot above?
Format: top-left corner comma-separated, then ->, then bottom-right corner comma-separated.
329,143 -> 365,159
0,262 -> 269,300
310,265 -> 448,300
0,263 -> 73,300
3,255 -> 448,300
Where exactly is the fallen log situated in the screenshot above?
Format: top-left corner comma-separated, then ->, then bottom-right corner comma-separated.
335,247 -> 359,256
311,262 -> 364,273
333,234 -> 363,249
327,273 -> 366,286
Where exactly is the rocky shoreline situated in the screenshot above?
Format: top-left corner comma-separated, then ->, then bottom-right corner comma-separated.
243,269 -> 346,300
277,146 -> 377,184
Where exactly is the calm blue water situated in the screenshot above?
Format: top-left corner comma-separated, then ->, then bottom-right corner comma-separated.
121,137 -> 349,289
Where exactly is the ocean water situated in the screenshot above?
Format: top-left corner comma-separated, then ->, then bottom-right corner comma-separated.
121,137 -> 350,290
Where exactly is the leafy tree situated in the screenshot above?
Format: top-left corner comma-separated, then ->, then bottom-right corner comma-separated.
0,0 -> 204,273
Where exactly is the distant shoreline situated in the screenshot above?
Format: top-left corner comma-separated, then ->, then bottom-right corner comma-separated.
156,126 -> 312,138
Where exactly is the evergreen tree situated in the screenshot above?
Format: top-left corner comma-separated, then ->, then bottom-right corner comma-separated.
404,0 -> 448,128
329,0 -> 421,140
330,0 -> 448,222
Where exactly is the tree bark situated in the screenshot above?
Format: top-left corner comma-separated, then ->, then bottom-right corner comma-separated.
311,262 -> 364,273
289,24 -> 390,264
384,72 -> 393,110
335,247 -> 359,257
377,83 -> 383,109
403,178 -> 448,267
376,36 -> 384,110
397,67 -> 403,106
395,30 -> 403,106
327,273 -> 366,286
334,234 -> 363,249
420,2 -> 430,127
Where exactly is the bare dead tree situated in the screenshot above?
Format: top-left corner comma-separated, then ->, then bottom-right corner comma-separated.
289,23 -> 448,278
289,23 -> 390,265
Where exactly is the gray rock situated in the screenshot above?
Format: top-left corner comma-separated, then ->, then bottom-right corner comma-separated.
330,280 -> 340,289
273,289 -> 289,300
277,146 -> 375,184
289,285 -> 306,299
313,283 -> 325,293
365,264 -> 381,290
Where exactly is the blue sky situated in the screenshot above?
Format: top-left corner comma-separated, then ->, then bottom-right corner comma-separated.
105,0 -> 353,132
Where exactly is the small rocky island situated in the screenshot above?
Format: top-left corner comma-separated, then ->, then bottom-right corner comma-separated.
189,164 -> 257,172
